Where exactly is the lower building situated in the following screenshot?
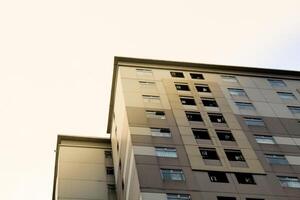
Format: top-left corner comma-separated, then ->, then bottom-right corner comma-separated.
52,135 -> 116,200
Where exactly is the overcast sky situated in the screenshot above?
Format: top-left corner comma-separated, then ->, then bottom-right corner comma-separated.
0,0 -> 300,199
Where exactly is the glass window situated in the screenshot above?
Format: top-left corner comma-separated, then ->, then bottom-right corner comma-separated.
235,173 -> 256,184
216,130 -> 235,141
208,113 -> 226,123
202,98 -> 218,107
180,96 -> 196,105
155,147 -> 177,158
208,171 -> 229,183
199,148 -> 219,160
190,73 -> 204,79
265,154 -> 288,165
175,83 -> 190,91
142,95 -> 160,103
139,81 -> 156,88
268,79 -> 286,87
235,102 -> 255,110
146,110 -> 166,119
167,193 -> 191,200
192,128 -> 210,140
228,88 -> 247,97
288,106 -> 300,114
244,117 -> 265,126
171,72 -> 184,78
150,127 -> 171,137
106,167 -> 114,175
195,84 -> 211,92
217,197 -> 236,200
136,68 -> 153,76
277,92 -> 297,100
225,150 -> 245,161
221,75 -> 238,83
161,169 -> 185,181
278,176 -> 300,188
185,111 -> 203,121
255,135 -> 275,144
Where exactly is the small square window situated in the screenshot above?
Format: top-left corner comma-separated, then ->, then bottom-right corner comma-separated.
216,130 -> 235,141
228,88 -> 247,97
244,117 -> 265,126
175,83 -> 190,91
221,75 -> 238,83
155,147 -> 177,158
265,154 -> 288,165
217,197 -> 236,200
106,167 -> 114,175
167,193 -> 191,200
142,95 -> 161,103
288,106 -> 300,114
190,73 -> 204,79
195,84 -> 211,92
235,173 -> 255,184
185,111 -> 203,122
255,135 -> 275,144
208,171 -> 229,183
192,128 -> 210,140
199,148 -> 219,160
136,69 -> 153,76
277,92 -> 297,100
150,127 -> 171,137
208,113 -> 226,123
225,150 -> 245,161
180,96 -> 196,105
202,98 -> 218,107
235,102 -> 255,110
268,79 -> 286,87
171,72 -> 184,78
105,151 -> 112,158
161,169 -> 185,181
146,110 -> 166,119
278,176 -> 300,188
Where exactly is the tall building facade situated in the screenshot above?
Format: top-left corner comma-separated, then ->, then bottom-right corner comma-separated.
52,135 -> 116,200
107,57 -> 300,200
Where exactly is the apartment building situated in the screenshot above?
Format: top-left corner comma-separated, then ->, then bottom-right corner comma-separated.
107,57 -> 300,200
52,135 -> 116,200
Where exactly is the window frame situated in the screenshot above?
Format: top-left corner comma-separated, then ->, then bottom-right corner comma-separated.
155,147 -> 178,158
199,148 -> 219,160
160,169 -> 185,181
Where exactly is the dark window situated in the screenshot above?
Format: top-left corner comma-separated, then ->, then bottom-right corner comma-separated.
244,117 -> 265,126
175,83 -> 190,91
235,173 -> 255,184
217,197 -> 236,200
167,193 -> 191,200
146,110 -> 166,119
105,151 -> 112,158
195,84 -> 211,92
106,167 -> 114,175
117,142 -> 119,151
201,98 -> 218,107
246,198 -> 264,200
208,113 -> 226,123
216,130 -> 235,141
200,148 -> 219,160
225,150 -> 245,161
180,96 -> 196,105
268,79 -> 286,87
192,128 -> 210,139
190,73 -> 204,79
121,180 -> 125,190
150,127 -> 171,137
171,71 -> 184,78
185,111 -> 202,121
288,106 -> 300,114
119,160 -> 121,170
208,171 -> 229,183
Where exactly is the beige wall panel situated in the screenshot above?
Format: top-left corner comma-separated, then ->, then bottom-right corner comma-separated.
246,88 -> 266,102
124,92 -> 145,108
217,98 -> 234,113
141,192 -> 166,200
254,102 -> 276,117
233,130 -> 252,148
239,76 -> 257,88
292,138 -> 300,146
59,163 -> 106,181
130,127 -> 150,136
286,156 -> 300,165
59,147 -> 105,164
152,68 -> 173,80
220,87 -> 232,99
133,146 -> 155,156
242,149 -> 260,160
173,110 -> 190,126
274,136 -> 296,145
121,78 -> 141,93
178,126 -> 193,136
270,103 -> 294,118
252,77 -> 272,89
222,113 -> 242,130
119,66 -> 138,79
261,89 -> 282,103
58,180 -> 108,199
181,135 -> 198,145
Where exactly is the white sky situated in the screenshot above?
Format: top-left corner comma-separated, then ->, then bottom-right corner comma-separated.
0,0 -> 300,199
